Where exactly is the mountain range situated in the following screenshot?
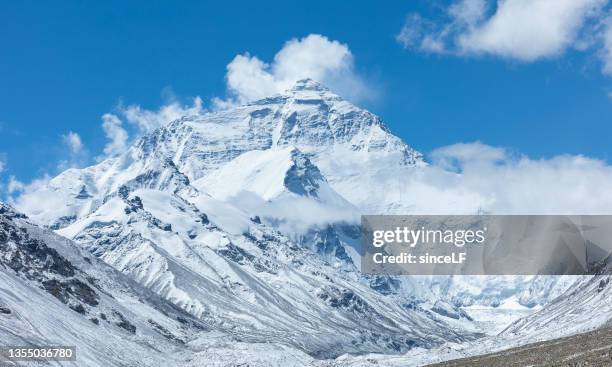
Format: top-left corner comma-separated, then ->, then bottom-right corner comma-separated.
2,79 -> 607,366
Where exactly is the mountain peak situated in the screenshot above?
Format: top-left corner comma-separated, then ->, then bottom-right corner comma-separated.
287,78 -> 330,93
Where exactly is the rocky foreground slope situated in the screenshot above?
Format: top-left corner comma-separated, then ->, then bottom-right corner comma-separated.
0,203 -> 205,366
426,325 -> 612,367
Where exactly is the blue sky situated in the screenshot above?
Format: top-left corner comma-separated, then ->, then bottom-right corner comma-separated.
1,0 -> 612,187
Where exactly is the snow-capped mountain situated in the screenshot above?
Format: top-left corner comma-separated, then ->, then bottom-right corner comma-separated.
12,80 -> 482,359
18,79 -> 421,227
0,203 -> 207,366
10,79 -> 575,363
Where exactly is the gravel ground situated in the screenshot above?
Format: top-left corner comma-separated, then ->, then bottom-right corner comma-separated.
426,326 -> 612,367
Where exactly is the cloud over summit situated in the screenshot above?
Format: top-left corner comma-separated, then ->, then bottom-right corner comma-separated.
216,34 -> 371,107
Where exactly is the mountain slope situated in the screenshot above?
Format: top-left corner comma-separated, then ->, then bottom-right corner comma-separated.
56,184 -> 479,357
0,204 -> 209,366
502,273 -> 609,340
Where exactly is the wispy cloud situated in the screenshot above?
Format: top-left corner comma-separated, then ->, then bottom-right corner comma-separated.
101,113 -> 129,157
6,175 -> 26,195
602,15 -> 612,74
398,0 -> 610,70
96,93 -> 204,160
58,131 -> 88,170
119,96 -> 204,134
62,131 -> 84,155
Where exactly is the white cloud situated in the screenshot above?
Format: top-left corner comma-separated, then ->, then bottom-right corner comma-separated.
217,34 -> 370,107
7,175 -> 25,195
397,14 -> 437,52
398,0 -> 609,65
0,157 -> 5,174
223,54 -> 278,103
7,175 -> 52,212
62,131 -> 84,154
101,113 -> 129,157
228,191 -> 359,234
58,131 -> 88,170
120,96 -> 204,133
460,0 -> 606,60
407,142 -> 612,214
430,141 -> 507,170
449,0 -> 488,26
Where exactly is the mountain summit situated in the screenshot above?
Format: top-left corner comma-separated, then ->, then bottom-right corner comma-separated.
288,78 -> 331,92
